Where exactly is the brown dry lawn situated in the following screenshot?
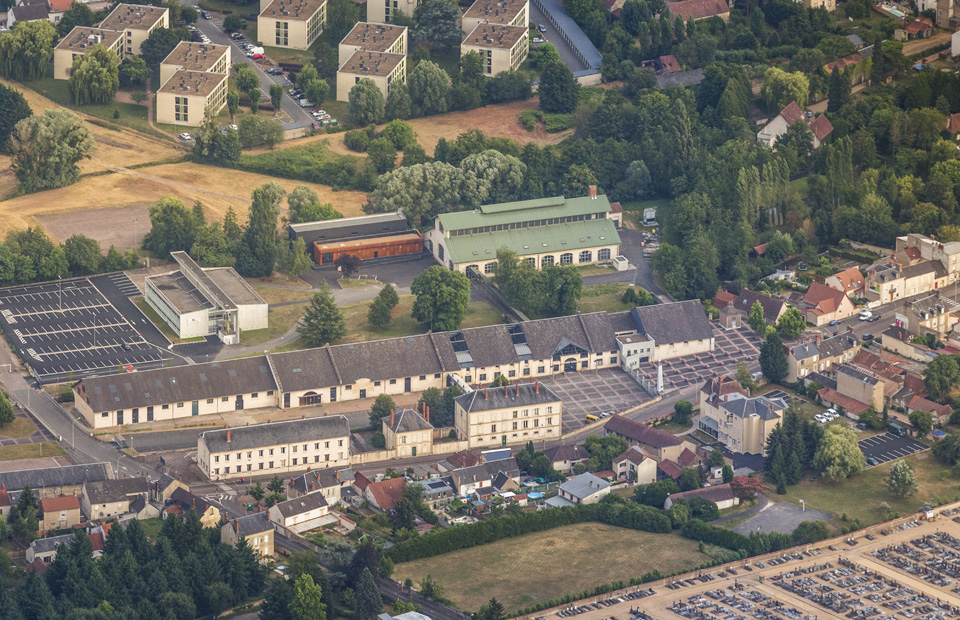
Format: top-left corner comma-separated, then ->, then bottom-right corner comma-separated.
0,155 -> 16,200
0,442 -> 66,461
1,162 -> 369,242
393,522 -> 708,613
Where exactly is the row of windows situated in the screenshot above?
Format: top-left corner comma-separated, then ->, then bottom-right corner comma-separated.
488,418 -> 553,432
213,453 -> 345,475
461,358 -> 617,382
174,96 -> 188,123
471,248 -> 611,273
477,428 -> 553,442
275,20 -> 288,46
213,439 -> 344,462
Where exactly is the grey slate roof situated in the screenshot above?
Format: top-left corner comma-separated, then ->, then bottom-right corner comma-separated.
719,396 -> 786,421
233,511 -> 272,537
818,332 -> 859,358
77,356 -> 276,412
450,458 -> 519,491
791,341 -> 819,360
201,415 -> 350,453
604,414 -> 684,448
559,472 -> 609,500
631,300 -> 714,346
837,364 -> 880,386
0,463 -> 111,491
290,468 -> 341,495
657,69 -> 704,89
273,491 -> 327,517
387,408 -> 433,433
129,495 -> 147,514
12,3 -> 49,21
544,443 -> 590,463
455,383 -> 560,413
806,372 -> 837,391
84,478 -> 149,504
30,533 -> 73,554
461,325 -> 518,368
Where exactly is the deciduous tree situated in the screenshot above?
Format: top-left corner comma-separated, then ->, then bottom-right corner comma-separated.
370,394 -> 395,427
0,390 -> 14,425
143,195 -> 199,259
813,424 -> 866,482
9,108 -> 94,192
140,27 -> 184,67
539,61 -> 580,114
385,82 -> 412,120
909,409 -> 934,437
776,307 -> 806,338
887,460 -> 918,498
348,78 -> 386,126
287,185 -> 341,223
412,0 -> 462,48
407,60 -> 449,116
410,265 -> 470,331
64,234 -> 101,276
288,574 -> 325,620
0,83 -> 32,152
56,2 -> 94,36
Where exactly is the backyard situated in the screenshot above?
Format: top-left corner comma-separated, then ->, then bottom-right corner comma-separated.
393,522 -> 709,613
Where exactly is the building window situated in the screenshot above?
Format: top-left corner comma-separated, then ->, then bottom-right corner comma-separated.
207,398 -> 213,404
174,96 -> 188,123
598,248 -> 611,261
480,373 -> 487,381
252,393 -> 258,398
438,245 -> 445,260
221,396 -> 228,402
508,370 -> 516,377
485,262 -> 496,274
579,250 -> 592,263
542,255 -> 554,266
275,20 -> 288,46
560,253 -> 573,264
538,366 -> 545,373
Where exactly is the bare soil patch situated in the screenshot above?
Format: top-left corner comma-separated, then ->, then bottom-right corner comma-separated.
37,203 -> 151,248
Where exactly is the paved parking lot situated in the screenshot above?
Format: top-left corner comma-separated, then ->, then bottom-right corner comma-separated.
858,432 -> 928,465
537,369 -> 651,433
0,274 -> 171,383
632,325 -> 764,392
732,502 -> 833,536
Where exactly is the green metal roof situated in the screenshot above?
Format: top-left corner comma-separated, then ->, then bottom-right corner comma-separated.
438,195 -> 613,231
443,218 -> 620,265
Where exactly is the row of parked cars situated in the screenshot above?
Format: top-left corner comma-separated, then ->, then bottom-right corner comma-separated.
814,408 -> 841,424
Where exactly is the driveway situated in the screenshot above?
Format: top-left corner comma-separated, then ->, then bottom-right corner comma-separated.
581,228 -> 665,297
733,502 -> 832,536
191,14 -> 313,128
529,2 -> 587,72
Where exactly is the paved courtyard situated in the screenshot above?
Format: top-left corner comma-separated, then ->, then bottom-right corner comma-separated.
539,504 -> 960,620
537,369 -> 652,433
733,502 -> 833,536
632,325 -> 764,393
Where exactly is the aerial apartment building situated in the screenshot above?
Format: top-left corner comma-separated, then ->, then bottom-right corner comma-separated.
258,0 -> 326,50
98,3 -> 169,56
460,23 -> 529,75
53,28 -> 124,79
336,22 -> 408,101
155,43 -> 231,126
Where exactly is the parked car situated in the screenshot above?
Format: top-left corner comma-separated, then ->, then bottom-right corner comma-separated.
228,124 -> 238,131
311,121 -> 321,129
267,67 -> 283,75
537,23 -> 547,32
867,457 -> 879,466
867,315 -> 880,322
532,36 -> 544,44
863,333 -> 874,341
252,53 -> 264,59
201,10 -> 211,18
859,310 -> 873,321
829,320 -> 840,326
856,422 -> 868,430
178,132 -> 193,140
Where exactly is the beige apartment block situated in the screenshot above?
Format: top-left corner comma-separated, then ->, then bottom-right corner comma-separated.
454,382 -> 562,448
383,408 -> 433,457
197,416 -> 351,481
160,41 -> 230,87
461,24 -> 528,75
367,0 -> 419,26
338,22 -> 406,66
462,0 -> 528,35
156,70 -> 228,127
53,27 -> 124,80
258,0 -> 326,50
99,3 -> 169,56
336,50 -> 406,101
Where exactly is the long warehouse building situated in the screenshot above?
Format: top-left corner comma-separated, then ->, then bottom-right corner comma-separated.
73,301 -> 715,429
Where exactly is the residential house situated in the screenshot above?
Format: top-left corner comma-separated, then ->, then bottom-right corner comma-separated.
168,488 -> 221,528
26,531 -> 104,564
824,53 -> 869,83
449,458 -> 519,496
865,260 -> 945,304
221,512 -> 274,559
38,496 -> 81,533
905,394 -> 952,425
155,70 -> 228,127
268,492 -> 330,534
603,415 -> 694,464
81,478 -> 149,520
713,289 -> 787,326
8,1 -> 48,27
881,326 -> 934,362
906,17 -> 934,38
757,101 -> 834,149
0,463 -> 112,498
437,450 -> 481,472
802,282 -> 856,326
543,444 -> 590,474
803,0 -> 834,9
658,459 -> 684,481
666,0 -> 730,21
197,416 -> 351,481
460,24 -> 529,76
664,484 -> 740,510
336,50 -> 406,103
612,445 -> 657,483
364,477 -> 405,511
545,472 -> 610,507
699,376 -> 785,454
817,364 -> 882,417
785,331 -> 860,383
825,267 -> 866,298
288,468 -> 343,503
257,0 -> 326,51
895,294 -> 960,338
153,474 -> 186,503
461,0 -> 528,34
414,478 -> 455,509
383,408 -> 433,458
454,382 -> 561,449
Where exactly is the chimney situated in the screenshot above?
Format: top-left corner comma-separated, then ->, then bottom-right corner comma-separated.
516,384 -> 519,396
588,185 -> 597,198
233,518 -> 238,533
391,408 -> 395,428
535,381 -> 539,393
484,388 -> 488,399
425,405 -> 430,423
311,482 -> 315,490
226,429 -> 231,442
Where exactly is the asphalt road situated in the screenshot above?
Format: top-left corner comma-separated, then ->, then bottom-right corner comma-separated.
580,228 -> 666,298
191,13 -> 313,127
529,2 -> 587,72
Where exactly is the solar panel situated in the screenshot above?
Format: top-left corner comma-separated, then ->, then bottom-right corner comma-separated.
228,370 -> 236,377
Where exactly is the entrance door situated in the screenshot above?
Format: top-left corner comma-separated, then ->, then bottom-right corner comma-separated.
501,435 -> 507,446
132,408 -> 139,424
283,393 -> 290,408
412,447 -> 417,457
359,388 -> 366,399
235,396 -> 243,411
404,377 -> 411,392
146,406 -> 153,421
192,400 -> 199,416
117,411 -> 123,425
564,358 -> 578,372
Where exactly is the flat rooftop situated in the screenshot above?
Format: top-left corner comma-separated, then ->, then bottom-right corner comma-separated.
55,27 -> 123,53
99,3 -> 168,31
340,22 -> 406,52
157,69 -> 227,97
316,231 -> 422,251
161,41 -> 229,73
147,272 -> 214,314
205,268 -> 267,307
260,0 -> 326,20
289,212 -> 407,234
463,0 -> 527,23
462,23 -> 527,49
339,50 -> 405,77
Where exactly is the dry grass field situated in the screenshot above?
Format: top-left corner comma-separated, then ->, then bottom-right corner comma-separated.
393,523 -> 709,612
7,162 -> 369,245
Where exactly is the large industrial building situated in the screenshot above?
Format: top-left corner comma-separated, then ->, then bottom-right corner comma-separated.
425,190 -> 622,273
73,300 -> 715,429
144,251 -> 267,343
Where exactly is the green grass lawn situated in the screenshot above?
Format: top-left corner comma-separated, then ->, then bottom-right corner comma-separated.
0,442 -> 66,461
777,450 -> 958,529
140,518 -> 164,540
25,77 -> 170,140
578,282 -> 634,314
0,416 -> 38,439
756,385 -> 826,420
240,302 -> 307,346
393,522 -> 709,613
340,294 -> 504,344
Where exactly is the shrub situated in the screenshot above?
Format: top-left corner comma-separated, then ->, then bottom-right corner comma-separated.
344,128 -> 371,152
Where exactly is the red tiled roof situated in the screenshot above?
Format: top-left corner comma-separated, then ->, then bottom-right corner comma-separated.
88,532 -> 104,552
829,267 -> 864,294
659,54 -> 681,73
446,450 -> 481,468
614,445 -> 650,465
780,101 -> 805,126
817,387 -> 870,415
26,559 -> 47,576
949,113 -> 960,134
367,478 -> 405,511
40,496 -> 80,512
906,18 -> 932,33
907,394 -> 952,417
678,448 -> 699,468
609,201 -> 623,213
804,282 -> 846,315
594,470 -> 616,480
713,290 -> 737,309
904,373 -> 927,396
605,415 -> 684,448
809,114 -> 834,142
353,472 -> 373,492
825,53 -> 865,73
666,0 -> 729,21
512,493 -> 528,501
658,460 -> 683,479
48,0 -> 72,12
753,243 -> 768,256
700,375 -> 748,405
0,483 -> 9,508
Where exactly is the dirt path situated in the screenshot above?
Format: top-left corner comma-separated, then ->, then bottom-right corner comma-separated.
114,78 -> 176,139
903,30 -> 951,56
